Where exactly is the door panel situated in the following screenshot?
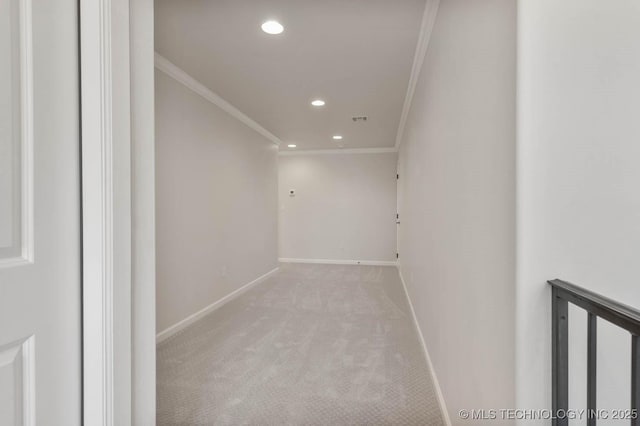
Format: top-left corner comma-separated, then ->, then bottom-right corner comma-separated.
0,0 -> 81,424
0,0 -> 28,264
0,337 -> 34,425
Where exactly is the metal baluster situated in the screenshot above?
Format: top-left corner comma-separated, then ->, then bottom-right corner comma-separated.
552,287 -> 569,426
587,313 -> 597,426
632,334 -> 639,426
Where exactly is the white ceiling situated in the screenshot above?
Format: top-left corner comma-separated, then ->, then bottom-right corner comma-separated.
155,0 -> 427,151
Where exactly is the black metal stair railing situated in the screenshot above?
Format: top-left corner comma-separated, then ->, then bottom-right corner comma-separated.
549,279 -> 640,426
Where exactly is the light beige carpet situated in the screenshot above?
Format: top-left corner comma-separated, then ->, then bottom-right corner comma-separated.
157,263 -> 444,425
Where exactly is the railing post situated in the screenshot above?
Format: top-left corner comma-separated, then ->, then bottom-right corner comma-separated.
632,334 -> 640,426
552,287 -> 569,426
587,313 -> 597,426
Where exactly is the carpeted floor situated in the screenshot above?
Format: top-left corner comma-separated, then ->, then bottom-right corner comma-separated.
157,263 -> 444,425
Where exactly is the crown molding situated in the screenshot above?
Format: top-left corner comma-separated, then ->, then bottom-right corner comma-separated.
394,0 -> 441,150
278,147 -> 397,156
154,52 -> 282,146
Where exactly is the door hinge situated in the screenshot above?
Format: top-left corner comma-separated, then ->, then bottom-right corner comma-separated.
396,213 -> 399,219
396,173 -> 399,180
396,253 -> 399,259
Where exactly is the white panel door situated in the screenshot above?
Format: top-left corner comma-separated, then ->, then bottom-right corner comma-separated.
0,0 -> 81,425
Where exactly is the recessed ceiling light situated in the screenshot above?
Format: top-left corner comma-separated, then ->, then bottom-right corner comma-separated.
311,100 -> 325,107
287,144 -> 297,148
261,20 -> 284,35
332,135 -> 343,140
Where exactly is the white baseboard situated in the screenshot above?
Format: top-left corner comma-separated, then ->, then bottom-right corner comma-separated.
279,258 -> 397,267
156,267 -> 280,343
397,266 -> 452,426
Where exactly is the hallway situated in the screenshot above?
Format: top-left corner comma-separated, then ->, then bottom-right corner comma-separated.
157,264 -> 443,425
4,0 -> 640,424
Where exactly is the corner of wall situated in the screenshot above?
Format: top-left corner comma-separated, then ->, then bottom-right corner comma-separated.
397,266 -> 452,426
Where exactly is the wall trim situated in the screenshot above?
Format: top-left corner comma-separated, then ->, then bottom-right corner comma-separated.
394,0 -> 440,150
130,0 -> 156,423
156,267 -> 280,343
278,147 -> 397,156
81,0 -> 132,424
154,52 -> 282,147
279,258 -> 397,267
397,266 -> 451,425
81,1 -> 117,423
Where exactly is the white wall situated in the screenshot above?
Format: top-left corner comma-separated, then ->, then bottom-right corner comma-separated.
155,70 -> 279,334
517,1 -> 640,423
278,152 -> 397,263
397,0 -> 516,423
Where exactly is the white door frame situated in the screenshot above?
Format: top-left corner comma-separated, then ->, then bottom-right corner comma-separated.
129,0 -> 157,423
80,0 -> 132,424
80,0 -> 156,423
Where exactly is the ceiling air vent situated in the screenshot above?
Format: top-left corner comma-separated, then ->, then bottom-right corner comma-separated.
352,116 -> 368,122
